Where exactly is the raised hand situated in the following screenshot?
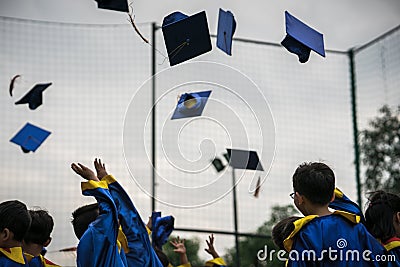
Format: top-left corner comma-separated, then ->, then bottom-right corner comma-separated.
71,162 -> 99,181
205,234 -> 219,259
170,236 -> 186,255
94,158 -> 108,180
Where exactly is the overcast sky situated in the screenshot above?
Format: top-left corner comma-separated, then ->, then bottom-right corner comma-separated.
1,0 -> 400,50
0,1 -> 399,266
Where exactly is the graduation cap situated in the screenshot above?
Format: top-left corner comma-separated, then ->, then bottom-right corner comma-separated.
162,11 -> 212,66
211,158 -> 226,172
10,123 -> 51,153
152,213 -> 175,249
226,148 -> 264,171
94,0 -> 129,13
15,82 -> 52,110
171,90 -> 212,120
217,8 -> 236,55
281,11 -> 325,63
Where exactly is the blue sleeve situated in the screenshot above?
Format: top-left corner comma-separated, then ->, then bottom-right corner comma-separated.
77,180 -> 127,267
386,248 -> 400,267
329,188 -> 365,223
103,175 -> 163,267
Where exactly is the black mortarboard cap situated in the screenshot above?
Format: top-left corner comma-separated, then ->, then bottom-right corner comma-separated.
15,82 -> 52,110
217,8 -> 236,55
226,148 -> 264,171
94,0 -> 129,13
10,123 -> 51,153
162,11 -> 212,66
211,158 -> 226,172
281,11 -> 325,63
171,90 -> 212,120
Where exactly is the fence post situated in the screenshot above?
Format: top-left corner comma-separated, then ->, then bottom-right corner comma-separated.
151,22 -> 157,212
349,49 -> 362,208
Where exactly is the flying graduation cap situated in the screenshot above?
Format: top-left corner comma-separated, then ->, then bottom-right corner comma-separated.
15,82 -> 52,110
226,148 -> 264,171
94,0 -> 129,13
171,90 -> 212,120
281,11 -> 325,63
162,11 -> 212,66
217,8 -> 236,55
151,211 -> 175,249
10,123 -> 51,153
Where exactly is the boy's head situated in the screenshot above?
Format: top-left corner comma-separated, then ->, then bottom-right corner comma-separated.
365,190 -> 400,242
272,216 -> 302,251
23,209 -> 54,247
292,162 -> 335,214
71,203 -> 99,239
0,200 -> 31,246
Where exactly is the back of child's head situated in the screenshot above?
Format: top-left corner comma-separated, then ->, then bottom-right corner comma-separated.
0,200 -> 31,243
365,190 -> 400,242
24,209 -> 54,246
292,162 -> 335,205
272,216 -> 302,250
154,246 -> 170,267
71,203 -> 99,239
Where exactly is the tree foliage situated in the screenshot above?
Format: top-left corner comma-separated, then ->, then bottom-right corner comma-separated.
224,204 -> 299,267
163,235 -> 203,266
360,105 -> 400,194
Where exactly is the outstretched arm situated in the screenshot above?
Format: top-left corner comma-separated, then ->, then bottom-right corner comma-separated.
171,237 -> 189,265
94,158 -> 160,266
205,234 -> 220,259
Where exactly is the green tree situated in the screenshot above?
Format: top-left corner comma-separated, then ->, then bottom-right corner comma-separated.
360,105 -> 400,194
163,235 -> 203,266
224,204 -> 299,267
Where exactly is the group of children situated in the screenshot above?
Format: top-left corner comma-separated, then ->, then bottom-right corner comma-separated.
1,160 -> 399,266
0,200 -> 59,266
0,158 -> 227,267
272,162 -> 400,266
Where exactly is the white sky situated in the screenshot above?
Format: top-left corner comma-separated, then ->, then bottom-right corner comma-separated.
0,1 -> 399,265
1,0 -> 400,50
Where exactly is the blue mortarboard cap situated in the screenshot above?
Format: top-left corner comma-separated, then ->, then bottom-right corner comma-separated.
162,12 -> 188,27
171,90 -> 212,120
10,123 -> 51,153
94,0 -> 129,13
217,8 -> 236,55
162,11 -> 212,66
226,148 -> 264,171
151,211 -> 162,229
281,11 -> 325,63
152,215 -> 175,249
15,82 -> 52,110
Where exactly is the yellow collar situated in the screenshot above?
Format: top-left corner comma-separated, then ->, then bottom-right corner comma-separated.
117,226 -> 130,254
0,247 -> 26,264
205,257 -> 226,266
384,239 -> 400,252
283,210 -> 360,252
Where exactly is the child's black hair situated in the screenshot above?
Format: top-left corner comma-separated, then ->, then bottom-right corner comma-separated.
71,203 -> 99,239
24,209 -> 54,245
365,190 -> 400,242
0,200 -> 31,242
292,162 -> 335,205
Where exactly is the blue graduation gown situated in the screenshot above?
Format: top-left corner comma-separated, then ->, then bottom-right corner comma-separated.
77,180 -> 128,267
384,238 -> 400,267
284,211 -> 385,267
329,188 -> 365,223
0,247 -> 28,266
102,175 -> 163,267
25,253 -> 60,267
